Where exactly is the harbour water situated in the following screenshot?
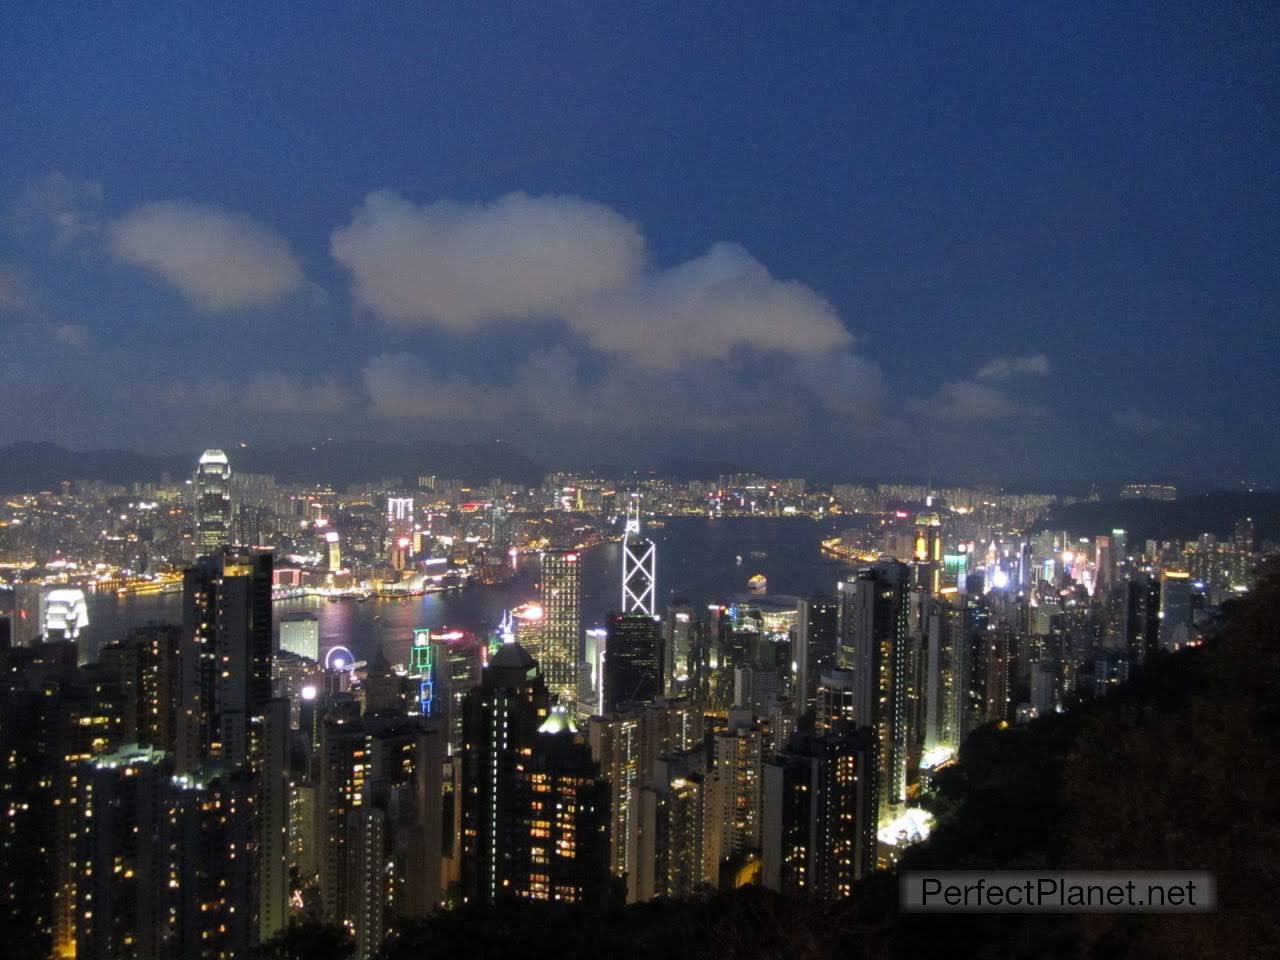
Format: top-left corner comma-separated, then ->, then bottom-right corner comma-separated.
82,516 -> 861,668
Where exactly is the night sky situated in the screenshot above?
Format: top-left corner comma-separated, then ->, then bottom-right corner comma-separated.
1,2 -> 1276,487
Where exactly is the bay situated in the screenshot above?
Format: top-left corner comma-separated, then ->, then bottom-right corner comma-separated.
82,516 -> 859,668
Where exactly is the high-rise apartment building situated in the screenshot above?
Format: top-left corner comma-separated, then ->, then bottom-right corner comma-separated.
837,560 -> 910,819
460,640 -> 610,906
795,597 -> 839,713
178,549 -> 273,771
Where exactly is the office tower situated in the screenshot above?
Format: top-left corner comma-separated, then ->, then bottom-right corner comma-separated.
794,597 -> 839,714
1159,570 -> 1193,650
386,496 -> 414,545
279,612 -> 320,660
178,549 -> 273,772
762,725 -> 877,899
621,497 -> 656,615
540,548 -> 581,708
195,449 -> 232,554
664,605 -> 696,696
604,611 -> 664,712
40,588 -> 90,643
1124,573 -> 1162,665
326,531 -> 342,571
837,561 -> 910,818
1111,528 -> 1128,571
461,641 -> 610,906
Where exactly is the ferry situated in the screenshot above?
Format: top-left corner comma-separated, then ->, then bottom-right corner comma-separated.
747,573 -> 767,593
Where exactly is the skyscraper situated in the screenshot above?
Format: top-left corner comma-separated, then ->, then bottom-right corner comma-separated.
604,611 -> 663,712
194,449 -> 232,555
460,639 -> 610,906
178,549 -> 273,771
837,560 -> 910,819
795,597 -> 839,713
761,724 -> 877,899
621,496 -> 656,615
279,612 -> 320,660
540,548 -> 581,708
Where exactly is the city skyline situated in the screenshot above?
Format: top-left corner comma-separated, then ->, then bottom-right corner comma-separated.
2,4 -> 1278,486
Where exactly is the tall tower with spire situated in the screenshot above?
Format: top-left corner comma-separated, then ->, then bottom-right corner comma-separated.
621,494 -> 656,615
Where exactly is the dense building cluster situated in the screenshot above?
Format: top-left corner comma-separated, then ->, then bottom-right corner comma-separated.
0,452 -> 1272,958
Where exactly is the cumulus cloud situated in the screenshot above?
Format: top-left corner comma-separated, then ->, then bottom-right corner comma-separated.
331,191 -> 645,330
331,192 -> 856,371
566,242 -> 851,369
107,201 -> 303,310
11,172 -> 104,244
976,352 -> 1050,379
912,380 -> 1043,423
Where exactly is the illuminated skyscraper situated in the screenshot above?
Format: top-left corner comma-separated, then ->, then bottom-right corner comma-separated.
837,560 -> 910,819
621,495 -> 656,615
460,640 -> 610,906
540,548 -> 581,708
178,549 -> 273,772
761,725 -> 877,899
795,597 -> 839,712
195,449 -> 232,555
279,612 -> 320,660
1159,570 -> 1193,650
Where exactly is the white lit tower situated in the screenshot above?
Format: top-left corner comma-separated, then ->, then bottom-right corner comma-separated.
195,449 -> 232,554
621,494 -> 656,615
387,496 -> 414,567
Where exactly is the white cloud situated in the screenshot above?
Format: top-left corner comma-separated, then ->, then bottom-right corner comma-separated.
107,201 -> 303,310
566,242 -> 852,369
976,352 -> 1050,379
11,172 -> 104,244
331,192 -> 855,371
912,380 -> 1042,423
331,191 -> 645,330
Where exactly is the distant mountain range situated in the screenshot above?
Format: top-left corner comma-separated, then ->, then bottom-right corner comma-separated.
0,440 -> 544,491
1042,491 -> 1280,543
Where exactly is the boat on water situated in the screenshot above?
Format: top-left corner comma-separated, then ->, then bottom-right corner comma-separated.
747,573 -> 767,592
750,550 -> 768,559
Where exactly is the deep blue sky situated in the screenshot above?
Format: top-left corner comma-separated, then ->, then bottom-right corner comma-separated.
1,2 -> 1276,489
